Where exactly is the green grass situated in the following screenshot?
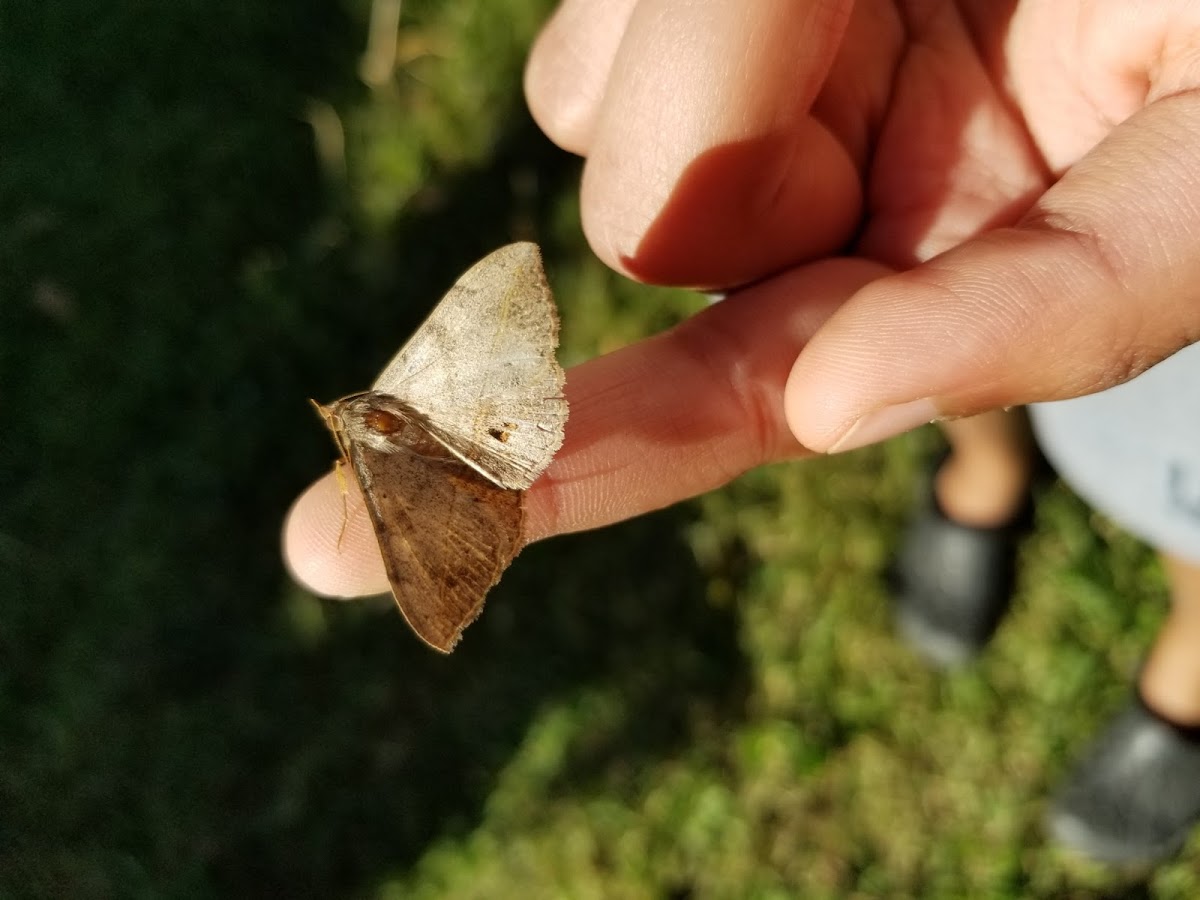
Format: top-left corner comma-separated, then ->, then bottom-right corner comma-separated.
2,1 -> 1195,896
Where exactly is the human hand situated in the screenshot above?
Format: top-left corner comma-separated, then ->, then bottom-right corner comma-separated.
286,0 -> 1200,598
526,0 -> 1200,451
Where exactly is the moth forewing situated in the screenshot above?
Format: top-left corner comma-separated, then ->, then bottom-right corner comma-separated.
369,242 -> 567,490
370,243 -> 552,396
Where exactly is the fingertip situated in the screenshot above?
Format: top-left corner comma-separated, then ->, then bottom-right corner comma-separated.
783,263 -> 905,452
524,0 -> 638,155
282,471 -> 391,599
573,0 -> 859,288
585,127 -> 858,290
524,32 -> 593,154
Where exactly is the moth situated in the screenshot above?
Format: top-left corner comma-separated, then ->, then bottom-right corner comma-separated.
315,242 -> 568,653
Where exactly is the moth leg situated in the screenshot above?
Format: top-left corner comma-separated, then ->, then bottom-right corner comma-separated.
333,458 -> 351,550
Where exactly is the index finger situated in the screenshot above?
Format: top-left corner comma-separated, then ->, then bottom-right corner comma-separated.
283,258 -> 884,598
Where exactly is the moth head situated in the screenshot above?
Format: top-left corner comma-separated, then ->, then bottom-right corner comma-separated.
322,392 -> 441,458
311,398 -> 352,461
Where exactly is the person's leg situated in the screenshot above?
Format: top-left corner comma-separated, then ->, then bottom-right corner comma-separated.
1048,552 -> 1200,863
936,410 -> 1036,526
1139,553 -> 1200,725
889,410 -> 1037,665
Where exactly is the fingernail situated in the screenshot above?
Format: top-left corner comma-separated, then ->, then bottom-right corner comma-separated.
827,398 -> 940,454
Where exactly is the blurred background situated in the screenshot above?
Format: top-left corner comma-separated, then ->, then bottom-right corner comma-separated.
2,0 -> 1194,896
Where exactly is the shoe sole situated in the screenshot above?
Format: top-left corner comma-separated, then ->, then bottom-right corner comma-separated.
894,606 -> 983,669
1047,808 -> 1185,866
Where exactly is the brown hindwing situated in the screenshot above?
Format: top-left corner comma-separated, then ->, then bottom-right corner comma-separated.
348,440 -> 524,653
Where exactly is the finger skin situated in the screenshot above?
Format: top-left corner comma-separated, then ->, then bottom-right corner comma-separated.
787,91 -> 1200,453
524,0 -> 640,154
576,0 -> 860,288
284,472 -> 389,598
284,258 -> 885,598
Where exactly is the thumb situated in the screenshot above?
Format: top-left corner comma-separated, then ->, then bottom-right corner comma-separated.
786,90 -> 1200,453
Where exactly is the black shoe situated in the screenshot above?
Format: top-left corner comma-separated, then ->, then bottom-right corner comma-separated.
888,456 -> 1033,667
1047,694 -> 1200,864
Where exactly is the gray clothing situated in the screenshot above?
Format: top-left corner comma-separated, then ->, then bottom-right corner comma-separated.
1029,342 -> 1200,565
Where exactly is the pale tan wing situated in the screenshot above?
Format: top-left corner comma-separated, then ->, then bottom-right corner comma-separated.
371,242 -> 567,491
348,438 -> 524,653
